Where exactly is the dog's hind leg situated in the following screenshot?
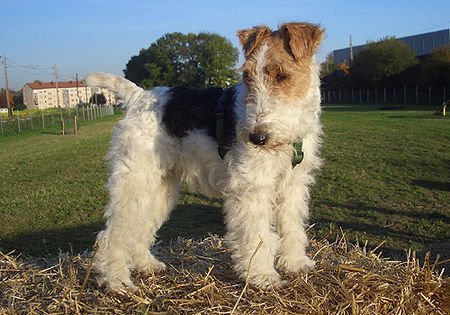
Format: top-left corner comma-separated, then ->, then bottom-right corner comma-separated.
130,172 -> 181,274
93,130 -> 180,292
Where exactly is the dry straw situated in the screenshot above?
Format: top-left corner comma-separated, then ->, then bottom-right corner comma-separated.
1,234 -> 448,314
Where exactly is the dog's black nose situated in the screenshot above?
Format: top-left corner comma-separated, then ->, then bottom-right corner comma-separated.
249,133 -> 267,145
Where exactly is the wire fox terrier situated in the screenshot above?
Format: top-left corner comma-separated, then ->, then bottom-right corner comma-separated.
85,22 -> 324,292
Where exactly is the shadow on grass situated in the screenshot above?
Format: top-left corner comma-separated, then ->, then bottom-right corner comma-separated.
316,201 -> 450,224
322,104 -> 436,112
40,131 -> 62,135
0,203 -> 225,257
387,115 -> 447,119
158,203 -> 225,244
311,201 -> 450,269
412,179 -> 450,192
0,222 -> 105,257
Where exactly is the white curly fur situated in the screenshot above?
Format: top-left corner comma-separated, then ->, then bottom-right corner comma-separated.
85,23 -> 323,292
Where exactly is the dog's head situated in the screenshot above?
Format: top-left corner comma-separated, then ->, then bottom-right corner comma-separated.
237,22 -> 324,149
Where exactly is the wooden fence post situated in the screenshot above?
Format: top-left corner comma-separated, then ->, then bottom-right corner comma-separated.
429,86 -> 432,104
416,85 -> 419,104
17,111 -> 21,133
404,85 -> 407,104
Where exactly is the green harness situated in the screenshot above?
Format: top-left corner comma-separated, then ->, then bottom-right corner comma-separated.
292,141 -> 304,167
214,90 -> 303,168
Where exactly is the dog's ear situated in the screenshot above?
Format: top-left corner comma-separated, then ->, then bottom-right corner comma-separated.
279,22 -> 325,60
237,25 -> 271,57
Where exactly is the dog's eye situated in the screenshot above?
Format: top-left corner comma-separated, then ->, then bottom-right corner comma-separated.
276,73 -> 289,83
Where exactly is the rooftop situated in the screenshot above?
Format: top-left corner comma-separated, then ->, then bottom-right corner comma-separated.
25,81 -> 87,90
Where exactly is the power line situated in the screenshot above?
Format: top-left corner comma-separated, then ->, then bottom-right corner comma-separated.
5,57 -> 54,75
4,65 -> 55,77
415,21 -> 450,34
2,56 -> 77,84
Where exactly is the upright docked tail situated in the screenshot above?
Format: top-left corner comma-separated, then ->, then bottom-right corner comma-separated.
84,73 -> 144,106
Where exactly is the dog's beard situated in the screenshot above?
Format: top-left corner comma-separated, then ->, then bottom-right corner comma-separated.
237,123 -> 294,150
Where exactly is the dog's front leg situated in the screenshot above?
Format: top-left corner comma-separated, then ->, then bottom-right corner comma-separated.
276,131 -> 321,273
223,147 -> 285,289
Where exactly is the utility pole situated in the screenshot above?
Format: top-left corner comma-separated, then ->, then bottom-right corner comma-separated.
76,73 -> 80,105
54,63 -> 64,134
53,63 -> 60,110
2,56 -> 12,117
350,35 -> 353,63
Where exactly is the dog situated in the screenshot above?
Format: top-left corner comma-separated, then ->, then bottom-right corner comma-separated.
85,22 -> 324,292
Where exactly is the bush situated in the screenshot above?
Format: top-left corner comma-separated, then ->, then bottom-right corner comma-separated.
349,37 -> 418,88
420,46 -> 450,86
14,104 -> 26,111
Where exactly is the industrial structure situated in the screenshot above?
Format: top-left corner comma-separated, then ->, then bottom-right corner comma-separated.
333,29 -> 449,65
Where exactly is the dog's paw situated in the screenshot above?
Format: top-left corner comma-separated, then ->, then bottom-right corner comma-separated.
276,255 -> 315,274
149,256 -> 167,273
135,255 -> 166,274
100,277 -> 138,294
248,271 -> 289,290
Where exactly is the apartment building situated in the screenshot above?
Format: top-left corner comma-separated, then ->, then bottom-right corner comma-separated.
22,81 -> 116,110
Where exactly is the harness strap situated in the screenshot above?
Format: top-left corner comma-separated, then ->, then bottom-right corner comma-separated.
214,89 -> 304,167
215,89 -> 229,159
292,141 -> 304,167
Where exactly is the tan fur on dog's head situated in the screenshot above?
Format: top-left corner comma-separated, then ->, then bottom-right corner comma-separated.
236,22 -> 325,148
237,22 -> 324,101
237,22 -> 324,60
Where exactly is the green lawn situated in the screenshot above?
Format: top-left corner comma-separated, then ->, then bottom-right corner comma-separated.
312,104 -> 449,261
0,105 -> 448,264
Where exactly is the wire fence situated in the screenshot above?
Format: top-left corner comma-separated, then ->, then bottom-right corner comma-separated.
321,85 -> 448,106
0,105 -> 116,136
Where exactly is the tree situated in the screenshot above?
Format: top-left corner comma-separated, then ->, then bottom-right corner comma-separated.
123,32 -> 239,89
13,92 -> 23,107
15,104 -> 26,111
349,37 -> 418,87
320,53 -> 339,78
90,93 -> 107,105
420,46 -> 450,86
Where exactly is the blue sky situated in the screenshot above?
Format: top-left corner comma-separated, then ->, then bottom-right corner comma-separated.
1,0 -> 449,90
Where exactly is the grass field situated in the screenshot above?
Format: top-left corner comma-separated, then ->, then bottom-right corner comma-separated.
0,104 -> 448,265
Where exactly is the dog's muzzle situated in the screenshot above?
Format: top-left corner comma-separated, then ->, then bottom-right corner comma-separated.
248,133 -> 268,145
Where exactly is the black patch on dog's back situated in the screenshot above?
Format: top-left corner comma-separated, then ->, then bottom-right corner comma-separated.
162,87 -> 236,145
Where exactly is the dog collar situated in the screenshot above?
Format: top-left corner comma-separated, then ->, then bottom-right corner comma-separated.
292,141 -> 304,167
